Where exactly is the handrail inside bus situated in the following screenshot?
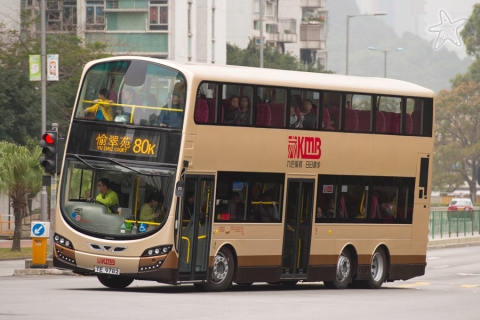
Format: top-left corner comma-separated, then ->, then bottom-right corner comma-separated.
82,100 -> 184,112
124,220 -> 160,226
181,235 -> 207,264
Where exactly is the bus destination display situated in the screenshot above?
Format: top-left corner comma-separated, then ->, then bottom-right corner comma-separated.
89,131 -> 158,157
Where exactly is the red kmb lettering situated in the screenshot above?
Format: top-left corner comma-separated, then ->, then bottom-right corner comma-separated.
288,136 -> 321,159
97,258 -> 115,265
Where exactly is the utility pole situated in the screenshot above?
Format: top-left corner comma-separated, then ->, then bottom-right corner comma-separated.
259,0 -> 264,68
40,0 -> 48,223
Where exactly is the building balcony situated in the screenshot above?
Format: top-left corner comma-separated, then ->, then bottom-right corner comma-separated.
299,23 -> 326,49
300,0 -> 326,9
253,18 -> 298,44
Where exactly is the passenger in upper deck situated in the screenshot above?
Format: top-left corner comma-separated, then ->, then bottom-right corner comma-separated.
158,82 -> 185,128
235,96 -> 251,125
84,88 -> 114,121
302,99 -> 317,129
223,95 -> 239,125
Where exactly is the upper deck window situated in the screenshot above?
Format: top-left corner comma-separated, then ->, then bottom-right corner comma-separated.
75,60 -> 186,129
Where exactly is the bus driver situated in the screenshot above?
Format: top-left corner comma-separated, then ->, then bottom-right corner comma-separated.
95,178 -> 119,214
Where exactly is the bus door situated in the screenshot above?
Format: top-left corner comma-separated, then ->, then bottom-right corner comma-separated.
281,178 -> 314,278
177,175 -> 214,281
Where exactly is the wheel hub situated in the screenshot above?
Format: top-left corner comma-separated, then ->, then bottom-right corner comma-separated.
212,252 -> 228,283
336,254 -> 351,281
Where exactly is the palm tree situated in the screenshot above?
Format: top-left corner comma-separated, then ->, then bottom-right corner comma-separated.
0,142 -> 43,251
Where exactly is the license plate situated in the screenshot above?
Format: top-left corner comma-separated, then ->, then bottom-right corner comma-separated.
94,266 -> 120,275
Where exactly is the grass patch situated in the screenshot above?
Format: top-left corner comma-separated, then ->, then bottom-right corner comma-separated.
0,246 -> 50,260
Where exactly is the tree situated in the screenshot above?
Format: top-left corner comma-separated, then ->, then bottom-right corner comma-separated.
460,3 -> 480,58
0,142 -> 43,251
433,81 -> 480,203
0,14 -> 110,143
227,40 -> 330,73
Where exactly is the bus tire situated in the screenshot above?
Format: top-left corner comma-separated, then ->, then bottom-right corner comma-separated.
205,247 -> 234,292
97,275 -> 133,289
323,250 -> 352,289
363,247 -> 387,289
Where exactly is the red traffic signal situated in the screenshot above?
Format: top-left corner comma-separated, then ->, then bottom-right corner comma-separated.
39,131 -> 58,174
42,133 -> 56,145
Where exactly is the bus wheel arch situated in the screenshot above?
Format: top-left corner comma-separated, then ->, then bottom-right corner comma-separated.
205,244 -> 235,292
324,244 -> 356,289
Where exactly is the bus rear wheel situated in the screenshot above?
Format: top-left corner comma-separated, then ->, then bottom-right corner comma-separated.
362,247 -> 387,289
97,275 -> 133,289
205,247 -> 234,292
324,250 -> 352,289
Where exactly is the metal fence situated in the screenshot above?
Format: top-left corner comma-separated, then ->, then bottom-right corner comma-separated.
430,210 -> 480,239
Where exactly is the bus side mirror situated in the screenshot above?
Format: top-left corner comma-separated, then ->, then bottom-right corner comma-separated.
175,181 -> 185,197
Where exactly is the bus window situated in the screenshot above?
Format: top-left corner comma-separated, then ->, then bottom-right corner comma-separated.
316,178 -> 338,222
215,181 -> 248,222
340,182 -> 369,220
323,92 -> 342,131
349,94 -> 372,133
61,157 -> 175,237
196,82 -> 218,124
407,98 -> 425,136
377,96 -> 402,134
290,89 -> 320,130
75,60 -> 186,129
221,84 -> 254,126
256,86 -> 284,127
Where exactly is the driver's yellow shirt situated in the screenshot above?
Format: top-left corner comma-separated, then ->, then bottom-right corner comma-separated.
96,189 -> 119,213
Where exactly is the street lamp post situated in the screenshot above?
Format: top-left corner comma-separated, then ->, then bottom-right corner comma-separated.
346,13 -> 387,75
368,46 -> 403,78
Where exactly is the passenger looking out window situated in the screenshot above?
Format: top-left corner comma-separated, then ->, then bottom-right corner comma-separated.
235,96 -> 251,125
84,88 -> 114,121
302,99 -> 317,129
223,95 -> 239,125
158,82 -> 185,128
289,94 -> 304,128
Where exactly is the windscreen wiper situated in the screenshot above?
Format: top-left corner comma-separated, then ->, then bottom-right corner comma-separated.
71,154 -> 95,169
107,158 -> 143,175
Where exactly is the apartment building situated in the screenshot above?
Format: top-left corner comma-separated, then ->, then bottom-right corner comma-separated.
15,0 -> 226,64
227,0 -> 328,69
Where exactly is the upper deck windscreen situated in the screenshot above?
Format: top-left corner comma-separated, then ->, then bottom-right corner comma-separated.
75,60 -> 186,129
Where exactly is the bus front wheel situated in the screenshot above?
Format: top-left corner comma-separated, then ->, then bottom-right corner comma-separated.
205,247 -> 234,292
97,275 -> 134,289
324,250 -> 352,289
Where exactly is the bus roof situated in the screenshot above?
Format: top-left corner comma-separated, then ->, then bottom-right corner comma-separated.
87,56 -> 435,98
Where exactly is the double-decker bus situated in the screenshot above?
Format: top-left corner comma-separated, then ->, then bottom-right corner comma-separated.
53,56 -> 434,291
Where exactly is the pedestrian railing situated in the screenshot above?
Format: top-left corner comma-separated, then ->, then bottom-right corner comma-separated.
0,214 -> 14,237
430,210 -> 480,239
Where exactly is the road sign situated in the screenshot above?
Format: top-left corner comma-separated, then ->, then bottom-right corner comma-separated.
31,221 -> 50,238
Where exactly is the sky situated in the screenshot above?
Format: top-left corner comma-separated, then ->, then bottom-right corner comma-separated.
355,0 -> 478,59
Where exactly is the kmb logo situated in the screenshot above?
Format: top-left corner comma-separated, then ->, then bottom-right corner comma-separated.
97,258 -> 115,265
288,136 -> 321,159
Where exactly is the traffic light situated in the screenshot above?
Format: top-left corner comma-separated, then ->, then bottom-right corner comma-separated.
39,131 -> 57,174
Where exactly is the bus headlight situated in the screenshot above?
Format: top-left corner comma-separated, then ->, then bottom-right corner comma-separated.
53,233 -> 74,249
141,245 -> 172,257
